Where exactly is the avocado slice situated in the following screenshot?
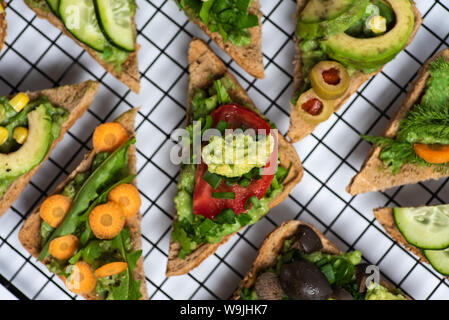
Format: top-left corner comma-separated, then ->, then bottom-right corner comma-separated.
321,0 -> 415,72
298,0 -> 370,39
0,104 -> 53,180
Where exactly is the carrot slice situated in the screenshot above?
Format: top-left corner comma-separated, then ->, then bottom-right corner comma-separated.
95,262 -> 128,278
89,202 -> 125,239
66,261 -> 97,295
49,235 -> 79,260
40,195 -> 72,228
414,143 -> 449,164
108,184 -> 141,219
93,122 -> 128,152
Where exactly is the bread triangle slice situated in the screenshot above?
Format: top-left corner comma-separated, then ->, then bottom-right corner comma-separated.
0,0 -> 7,52
233,219 -> 407,299
19,108 -> 148,300
0,80 -> 99,218
179,0 -> 264,79
166,39 -> 303,276
287,0 -> 422,143
347,49 -> 449,195
24,1 -> 140,93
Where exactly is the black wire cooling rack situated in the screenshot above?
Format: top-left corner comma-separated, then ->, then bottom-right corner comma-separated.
0,0 -> 449,300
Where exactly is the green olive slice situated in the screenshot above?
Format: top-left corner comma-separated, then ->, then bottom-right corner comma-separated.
310,61 -> 350,100
296,89 -> 334,125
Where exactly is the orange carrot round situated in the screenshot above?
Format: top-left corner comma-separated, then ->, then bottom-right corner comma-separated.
93,122 -> 128,152
95,262 -> 128,278
89,202 -> 125,239
108,184 -> 141,219
40,195 -> 72,228
66,261 -> 97,295
49,235 -> 79,260
414,143 -> 449,164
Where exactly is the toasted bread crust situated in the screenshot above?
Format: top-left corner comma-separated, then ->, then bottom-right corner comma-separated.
19,109 -> 149,300
347,49 -> 449,195
0,0 -> 6,52
233,219 -> 404,299
166,39 -> 303,276
25,2 -> 140,93
181,0 -> 264,79
0,81 -> 99,218
287,0 -> 422,143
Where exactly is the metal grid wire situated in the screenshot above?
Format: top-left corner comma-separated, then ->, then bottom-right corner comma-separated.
0,0 -> 449,300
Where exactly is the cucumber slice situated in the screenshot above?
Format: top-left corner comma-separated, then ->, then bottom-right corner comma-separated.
424,249 -> 449,276
59,0 -> 107,52
394,205 -> 449,250
46,0 -> 60,16
94,0 -> 135,52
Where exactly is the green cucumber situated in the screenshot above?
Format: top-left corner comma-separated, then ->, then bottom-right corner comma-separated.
424,249 -> 449,276
94,0 -> 135,52
394,205 -> 449,250
59,0 -> 107,52
46,0 -> 60,16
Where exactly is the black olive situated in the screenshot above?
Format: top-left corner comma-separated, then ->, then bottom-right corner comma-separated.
355,263 -> 371,293
254,272 -> 284,300
331,287 -> 354,300
279,259 -> 332,300
291,225 -> 323,253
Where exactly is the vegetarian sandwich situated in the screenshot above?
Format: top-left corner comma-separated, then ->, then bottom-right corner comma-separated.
19,109 -> 147,300
24,0 -> 140,93
375,205 -> 449,279
174,0 -> 264,79
234,220 -> 407,300
288,0 -> 421,142
348,49 -> 449,195
0,80 -> 99,219
0,1 -> 6,52
166,39 -> 303,276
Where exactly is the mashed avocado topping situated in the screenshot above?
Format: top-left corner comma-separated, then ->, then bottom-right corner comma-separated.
172,76 -> 287,258
202,133 -> 274,178
365,282 -> 406,300
363,57 -> 449,174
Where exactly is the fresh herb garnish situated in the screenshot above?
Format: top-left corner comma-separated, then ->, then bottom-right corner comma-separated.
203,170 -> 223,190
212,191 -> 235,199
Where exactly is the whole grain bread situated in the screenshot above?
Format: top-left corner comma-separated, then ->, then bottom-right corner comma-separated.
347,49 -> 449,195
19,108 -> 149,300
24,0 -> 140,93
0,80 -> 99,219
233,219 -> 405,299
178,0 -> 264,79
287,0 -> 422,143
0,0 -> 6,52
166,39 -> 304,276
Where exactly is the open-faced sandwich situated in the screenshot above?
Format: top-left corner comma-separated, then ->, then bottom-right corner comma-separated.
174,0 -> 264,79
287,0 -> 422,143
375,205 -> 449,279
0,1 -> 6,52
348,49 -> 449,195
166,39 -> 303,276
24,0 -> 140,93
19,109 -> 148,300
234,220 -> 408,300
0,81 -> 99,219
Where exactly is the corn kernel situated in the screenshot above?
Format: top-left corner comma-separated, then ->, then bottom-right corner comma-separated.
367,15 -> 387,35
9,93 -> 30,113
0,127 -> 8,146
13,127 -> 28,144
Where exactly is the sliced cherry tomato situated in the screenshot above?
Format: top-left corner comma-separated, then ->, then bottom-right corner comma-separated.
414,143 -> 449,164
193,104 -> 277,220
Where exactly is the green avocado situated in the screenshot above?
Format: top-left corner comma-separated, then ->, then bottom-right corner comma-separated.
321,0 -> 415,72
298,0 -> 370,39
0,105 -> 52,180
